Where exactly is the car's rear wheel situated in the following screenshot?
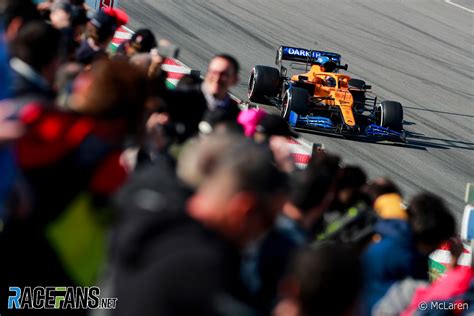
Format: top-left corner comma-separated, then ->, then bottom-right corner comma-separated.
375,101 -> 403,132
281,87 -> 310,120
248,66 -> 280,104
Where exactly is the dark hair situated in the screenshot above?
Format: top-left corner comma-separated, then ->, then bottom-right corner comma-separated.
0,0 -> 40,28
77,59 -> 148,121
364,177 -> 401,204
69,0 -> 85,5
130,29 -> 157,53
213,54 -> 240,75
11,20 -> 62,72
290,243 -> 362,316
289,168 -> 332,213
407,192 -> 456,247
336,165 -> 367,191
70,7 -> 88,28
308,151 -> 341,178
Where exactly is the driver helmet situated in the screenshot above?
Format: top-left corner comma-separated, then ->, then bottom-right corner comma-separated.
316,56 -> 330,65
317,56 -> 337,72
325,76 -> 336,87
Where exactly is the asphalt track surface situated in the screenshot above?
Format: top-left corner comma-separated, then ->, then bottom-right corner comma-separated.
122,0 -> 474,221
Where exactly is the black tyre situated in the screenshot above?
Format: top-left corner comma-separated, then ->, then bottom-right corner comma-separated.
376,101 -> 403,132
281,87 -> 310,120
248,66 -> 280,104
348,78 -> 366,89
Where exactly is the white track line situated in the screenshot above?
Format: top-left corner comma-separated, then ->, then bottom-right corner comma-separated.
445,0 -> 474,13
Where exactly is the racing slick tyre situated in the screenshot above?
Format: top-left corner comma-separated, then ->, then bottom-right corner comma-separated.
376,101 -> 403,132
281,87 -> 309,120
248,66 -> 280,104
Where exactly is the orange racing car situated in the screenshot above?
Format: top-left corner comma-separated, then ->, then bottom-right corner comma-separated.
247,46 -> 405,142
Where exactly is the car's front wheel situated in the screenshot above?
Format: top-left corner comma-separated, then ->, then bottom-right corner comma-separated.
375,101 -> 403,132
281,87 -> 310,120
248,66 -> 280,104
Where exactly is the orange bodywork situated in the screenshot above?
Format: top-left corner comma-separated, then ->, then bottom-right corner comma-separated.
291,65 -> 356,126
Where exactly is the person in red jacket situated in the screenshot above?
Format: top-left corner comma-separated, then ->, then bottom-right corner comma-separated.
0,60 -> 148,313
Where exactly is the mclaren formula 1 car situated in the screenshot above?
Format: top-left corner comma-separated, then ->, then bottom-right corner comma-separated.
248,46 -> 405,142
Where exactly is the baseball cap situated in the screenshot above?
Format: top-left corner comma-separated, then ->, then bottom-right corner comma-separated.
130,29 -> 157,53
255,114 -> 299,138
90,8 -> 128,41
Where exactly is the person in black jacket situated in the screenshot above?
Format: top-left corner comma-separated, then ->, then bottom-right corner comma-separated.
163,54 -> 241,141
8,20 -> 62,111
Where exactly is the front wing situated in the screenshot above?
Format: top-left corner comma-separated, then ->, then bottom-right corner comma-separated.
288,112 -> 406,142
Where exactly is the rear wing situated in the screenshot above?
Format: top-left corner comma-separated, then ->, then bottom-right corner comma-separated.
276,46 -> 342,66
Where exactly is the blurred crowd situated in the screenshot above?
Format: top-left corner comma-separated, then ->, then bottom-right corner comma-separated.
0,1 -> 472,315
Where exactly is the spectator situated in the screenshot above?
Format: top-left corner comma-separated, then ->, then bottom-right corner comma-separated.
188,140 -> 288,248
364,177 -> 408,244
109,140 -> 287,315
177,132 -> 244,189
331,165 -> 369,212
314,165 -> 376,248
52,3 -> 88,61
364,177 -> 407,221
280,168 -> 333,243
373,238 -> 469,316
75,7 -> 128,64
307,150 -> 342,178
55,61 -> 83,108
49,1 -> 72,30
253,113 -> 299,143
236,166 -> 334,313
68,59 -> 147,131
400,264 -> 474,315
163,54 -> 241,141
273,242 -> 363,316
8,20 -> 62,111
0,0 -> 40,42
361,192 -> 456,315
0,60 -> 148,312
116,28 -> 157,58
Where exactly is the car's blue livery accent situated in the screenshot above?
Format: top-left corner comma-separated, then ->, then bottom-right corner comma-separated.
289,111 -> 298,127
364,124 -> 402,138
280,46 -> 341,65
294,114 -> 335,129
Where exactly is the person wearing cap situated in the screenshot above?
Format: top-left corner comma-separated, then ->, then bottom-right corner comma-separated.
75,7 -> 128,64
115,28 -> 157,58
